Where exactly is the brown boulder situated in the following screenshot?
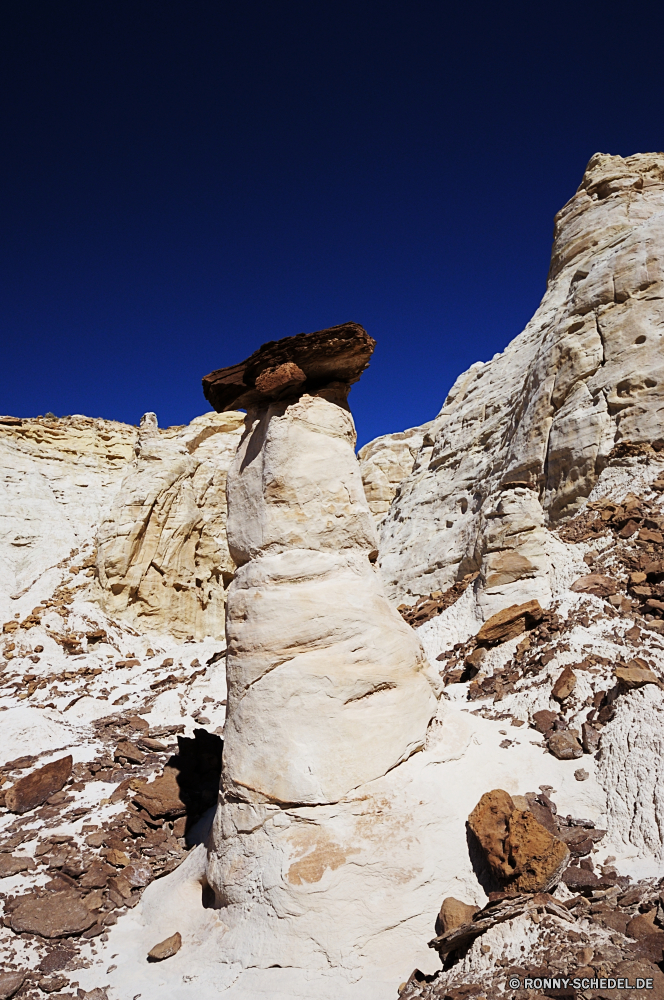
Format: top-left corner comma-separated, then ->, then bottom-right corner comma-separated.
570,573 -> 617,597
437,897 -> 479,934
79,861 -> 114,888
147,931 -> 182,962
202,322 -> 375,412
627,910 -> 659,940
10,890 -> 96,937
467,789 -> 569,892
0,854 -> 36,878
547,730 -> 584,760
121,860 -> 152,887
551,665 -> 577,702
132,766 -> 186,819
581,722 -> 601,753
5,755 -> 72,814
0,971 -> 25,1000
114,741 -> 145,765
532,709 -> 558,734
476,600 -> 544,646
615,663 -> 659,689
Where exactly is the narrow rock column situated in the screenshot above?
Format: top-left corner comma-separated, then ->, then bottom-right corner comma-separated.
202,324 -> 437,967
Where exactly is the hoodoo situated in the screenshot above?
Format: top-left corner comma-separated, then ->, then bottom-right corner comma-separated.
203,323 -> 437,966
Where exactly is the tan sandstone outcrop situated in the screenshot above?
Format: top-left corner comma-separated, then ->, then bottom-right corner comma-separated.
371,152 -> 664,605
0,414 -> 136,608
358,422 -> 433,524
96,411 -> 244,639
468,789 -> 570,893
0,409 -> 244,639
204,325 -> 437,967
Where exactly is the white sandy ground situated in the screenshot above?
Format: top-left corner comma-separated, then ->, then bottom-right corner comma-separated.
3,462 -> 664,998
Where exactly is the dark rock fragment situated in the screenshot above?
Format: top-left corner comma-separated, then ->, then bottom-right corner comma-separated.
5,756 -> 72,814
10,890 -> 96,937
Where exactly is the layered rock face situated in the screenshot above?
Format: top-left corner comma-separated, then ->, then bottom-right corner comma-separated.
358,421 -> 433,524
371,152 -> 664,605
0,414 -> 136,610
0,410 -> 243,638
205,325 -> 437,967
96,410 -> 243,639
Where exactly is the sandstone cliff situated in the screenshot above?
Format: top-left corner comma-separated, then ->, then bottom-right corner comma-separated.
0,409 -> 243,638
367,152 -> 664,607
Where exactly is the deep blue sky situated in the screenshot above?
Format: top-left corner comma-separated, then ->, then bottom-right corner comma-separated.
2,2 -> 663,447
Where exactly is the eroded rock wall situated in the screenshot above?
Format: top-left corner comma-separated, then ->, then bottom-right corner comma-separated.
0,414 -> 136,608
96,411 -> 244,640
371,152 -> 664,605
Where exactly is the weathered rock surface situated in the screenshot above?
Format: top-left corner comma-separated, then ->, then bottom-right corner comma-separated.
551,664 -> 577,701
437,897 -> 479,934
96,411 -> 244,639
374,152 -> 664,606
5,754 -> 72,813
204,330 -> 439,975
571,573 -> 618,597
615,662 -> 659,689
10,890 -> 96,937
202,322 -> 375,412
214,392 -> 436,807
147,930 -> 182,961
0,854 -> 36,878
0,415 -> 136,608
0,410 -> 243,640
475,600 -> 543,645
358,421 -> 433,524
547,729 -> 584,760
468,789 -> 570,892
0,971 -> 25,1000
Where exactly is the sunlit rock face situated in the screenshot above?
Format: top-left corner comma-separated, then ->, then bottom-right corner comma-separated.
220,393 -> 436,806
204,327 -> 437,973
371,152 -> 664,605
96,410 -> 244,640
0,414 -> 137,614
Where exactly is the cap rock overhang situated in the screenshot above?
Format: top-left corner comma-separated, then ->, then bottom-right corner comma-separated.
201,321 -> 375,412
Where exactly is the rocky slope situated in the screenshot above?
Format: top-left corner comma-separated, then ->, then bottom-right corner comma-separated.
1,152 -> 664,1000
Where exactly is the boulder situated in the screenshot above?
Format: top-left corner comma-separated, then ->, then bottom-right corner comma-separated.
5,755 -> 72,814
551,665 -> 577,702
532,709 -> 558,734
437,897 -> 479,934
201,322 -> 375,412
547,730 -> 584,760
467,789 -> 569,893
114,741 -> 145,765
615,663 -> 659,689
0,971 -> 25,1000
581,722 -> 601,753
132,766 -> 186,820
570,574 -> 618,597
147,932 -> 182,962
0,855 -> 36,878
475,600 -> 544,646
10,891 -> 96,937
